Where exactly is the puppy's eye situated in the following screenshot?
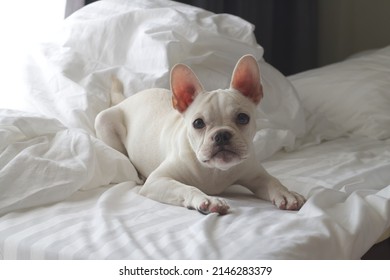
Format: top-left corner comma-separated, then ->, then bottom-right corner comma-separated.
193,118 -> 206,129
236,113 -> 250,125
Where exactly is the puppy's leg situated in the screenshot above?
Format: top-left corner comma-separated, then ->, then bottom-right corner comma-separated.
95,107 -> 127,155
139,166 -> 229,215
241,167 -> 306,210
140,180 -> 230,215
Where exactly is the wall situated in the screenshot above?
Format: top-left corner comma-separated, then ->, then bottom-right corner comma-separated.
318,0 -> 390,66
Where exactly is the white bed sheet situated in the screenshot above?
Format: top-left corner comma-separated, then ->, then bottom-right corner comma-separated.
0,136 -> 389,259
0,0 -> 389,260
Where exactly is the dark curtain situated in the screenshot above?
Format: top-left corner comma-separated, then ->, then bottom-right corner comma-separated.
178,0 -> 318,75
65,0 -> 98,18
66,0 -> 318,75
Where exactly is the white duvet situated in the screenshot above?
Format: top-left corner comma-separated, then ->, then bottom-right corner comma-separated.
0,110 -> 139,215
0,0 -> 389,259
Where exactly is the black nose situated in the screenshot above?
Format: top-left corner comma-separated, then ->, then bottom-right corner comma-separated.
214,131 -> 232,146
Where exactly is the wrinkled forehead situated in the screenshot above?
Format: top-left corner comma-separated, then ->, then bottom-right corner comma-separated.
185,89 -> 256,120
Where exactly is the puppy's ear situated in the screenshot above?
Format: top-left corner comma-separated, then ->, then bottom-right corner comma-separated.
230,55 -> 263,104
171,64 -> 204,113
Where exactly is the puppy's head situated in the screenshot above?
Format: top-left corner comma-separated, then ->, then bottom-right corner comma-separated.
171,55 -> 263,170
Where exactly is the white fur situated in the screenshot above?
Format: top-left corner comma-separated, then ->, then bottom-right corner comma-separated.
95,55 -> 305,214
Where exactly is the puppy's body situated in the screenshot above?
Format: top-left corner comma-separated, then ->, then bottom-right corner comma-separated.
114,88 -> 259,194
95,55 -> 305,214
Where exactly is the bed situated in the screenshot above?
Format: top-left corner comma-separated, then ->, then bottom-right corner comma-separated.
0,0 -> 389,260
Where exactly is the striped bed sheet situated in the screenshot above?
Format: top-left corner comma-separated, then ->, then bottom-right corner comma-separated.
1,136 -> 389,259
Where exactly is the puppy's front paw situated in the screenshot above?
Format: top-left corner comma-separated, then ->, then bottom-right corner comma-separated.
272,190 -> 306,210
198,197 -> 230,215
188,196 -> 230,215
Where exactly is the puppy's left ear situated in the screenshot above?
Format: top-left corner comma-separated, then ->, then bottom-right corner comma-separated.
230,55 -> 263,104
171,64 -> 204,113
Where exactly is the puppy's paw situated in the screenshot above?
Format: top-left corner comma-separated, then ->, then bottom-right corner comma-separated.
198,197 -> 230,215
188,196 -> 230,215
272,191 -> 306,210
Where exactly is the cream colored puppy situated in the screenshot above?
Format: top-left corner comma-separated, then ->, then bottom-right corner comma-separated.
95,55 -> 305,214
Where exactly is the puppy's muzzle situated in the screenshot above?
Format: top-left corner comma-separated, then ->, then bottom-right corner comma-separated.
213,130 -> 232,146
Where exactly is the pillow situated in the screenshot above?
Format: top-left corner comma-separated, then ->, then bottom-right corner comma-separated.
22,0 -> 305,159
289,46 -> 390,140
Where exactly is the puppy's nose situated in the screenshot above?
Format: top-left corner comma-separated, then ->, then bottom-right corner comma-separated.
214,131 -> 232,146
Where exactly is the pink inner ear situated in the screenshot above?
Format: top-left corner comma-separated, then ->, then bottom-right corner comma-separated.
171,64 -> 203,113
172,84 -> 196,113
231,55 -> 263,104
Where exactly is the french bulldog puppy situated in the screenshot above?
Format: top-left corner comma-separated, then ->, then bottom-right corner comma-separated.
95,55 -> 305,215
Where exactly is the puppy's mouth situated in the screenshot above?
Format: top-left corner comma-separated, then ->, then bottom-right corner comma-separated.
210,147 -> 239,162
201,146 -> 247,170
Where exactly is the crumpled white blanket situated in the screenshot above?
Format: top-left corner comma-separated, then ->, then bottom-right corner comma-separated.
0,109 -> 140,215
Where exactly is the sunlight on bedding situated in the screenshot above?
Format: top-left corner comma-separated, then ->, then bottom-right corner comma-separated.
0,0 -> 65,110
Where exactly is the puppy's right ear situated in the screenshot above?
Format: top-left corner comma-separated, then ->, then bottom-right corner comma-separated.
230,55 -> 263,105
171,64 -> 204,113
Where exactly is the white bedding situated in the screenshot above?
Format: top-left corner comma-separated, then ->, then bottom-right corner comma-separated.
0,0 -> 389,259
0,136 -> 389,259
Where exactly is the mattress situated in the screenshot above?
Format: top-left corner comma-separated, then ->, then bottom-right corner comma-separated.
0,0 -> 389,260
